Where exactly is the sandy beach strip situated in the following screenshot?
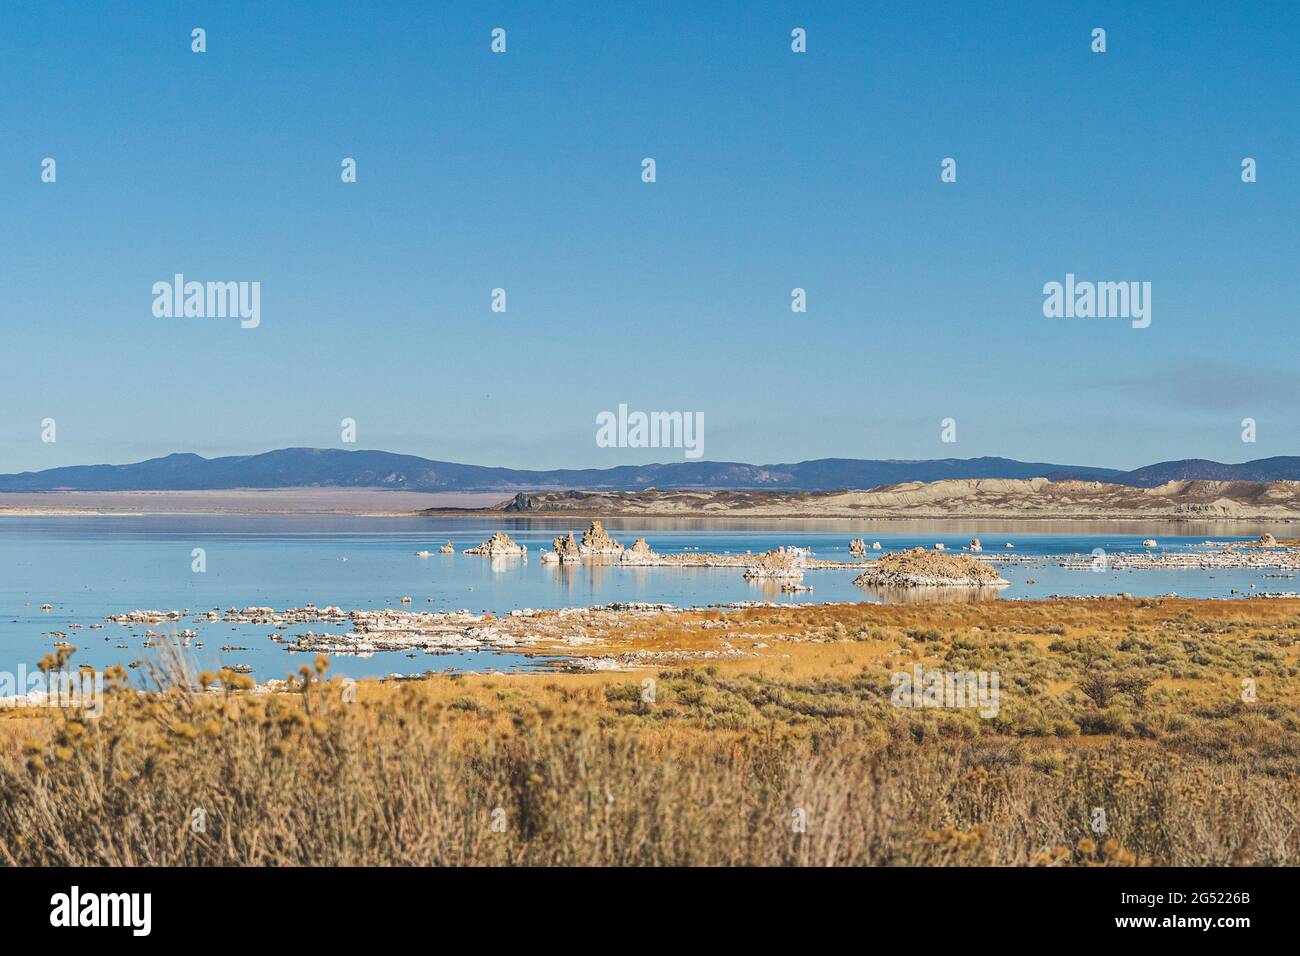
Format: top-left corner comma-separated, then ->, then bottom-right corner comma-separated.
0,489 -> 506,516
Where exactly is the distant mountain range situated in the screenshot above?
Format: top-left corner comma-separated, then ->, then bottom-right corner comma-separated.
2,448 -> 1300,493
1105,457 -> 1300,487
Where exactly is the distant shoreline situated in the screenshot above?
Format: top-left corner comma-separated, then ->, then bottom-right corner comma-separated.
425,482 -> 1300,524
0,489 -> 505,516
0,494 -> 1289,530
7,486 -> 1300,522
421,508 -> 1300,525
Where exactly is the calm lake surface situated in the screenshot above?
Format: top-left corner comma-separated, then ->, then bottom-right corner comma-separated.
2,516 -> 1295,680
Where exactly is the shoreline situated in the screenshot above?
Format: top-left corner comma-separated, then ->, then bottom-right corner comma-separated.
12,594 -> 1300,868
4,503 -> 1300,525
56,593 -> 1300,681
424,509 -> 1300,524
7,489 -> 1300,528
0,489 -> 502,517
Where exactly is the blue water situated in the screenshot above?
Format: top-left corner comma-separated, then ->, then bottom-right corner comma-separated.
1,516 -> 1292,680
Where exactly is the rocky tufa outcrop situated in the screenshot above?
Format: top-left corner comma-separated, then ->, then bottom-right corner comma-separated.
853,547 -> 1009,589
742,546 -> 808,580
465,532 -> 526,556
579,520 -> 623,555
619,537 -> 658,565
541,532 -> 582,565
849,538 -> 867,557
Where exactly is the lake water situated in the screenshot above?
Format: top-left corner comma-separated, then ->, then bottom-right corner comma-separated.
1,516 -> 1295,680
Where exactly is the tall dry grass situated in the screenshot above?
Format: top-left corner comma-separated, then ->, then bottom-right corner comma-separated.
2,652 -> 1297,866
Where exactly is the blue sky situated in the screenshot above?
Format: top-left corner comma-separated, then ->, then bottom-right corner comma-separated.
2,0 -> 1296,473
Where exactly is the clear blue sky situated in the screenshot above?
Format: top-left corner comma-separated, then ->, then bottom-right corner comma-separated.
2,0 -> 1296,473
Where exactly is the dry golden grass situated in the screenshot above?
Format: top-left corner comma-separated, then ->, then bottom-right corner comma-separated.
3,598 -> 1300,866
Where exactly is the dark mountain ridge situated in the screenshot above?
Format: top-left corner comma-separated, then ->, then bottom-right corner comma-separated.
0,448 -> 1296,493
